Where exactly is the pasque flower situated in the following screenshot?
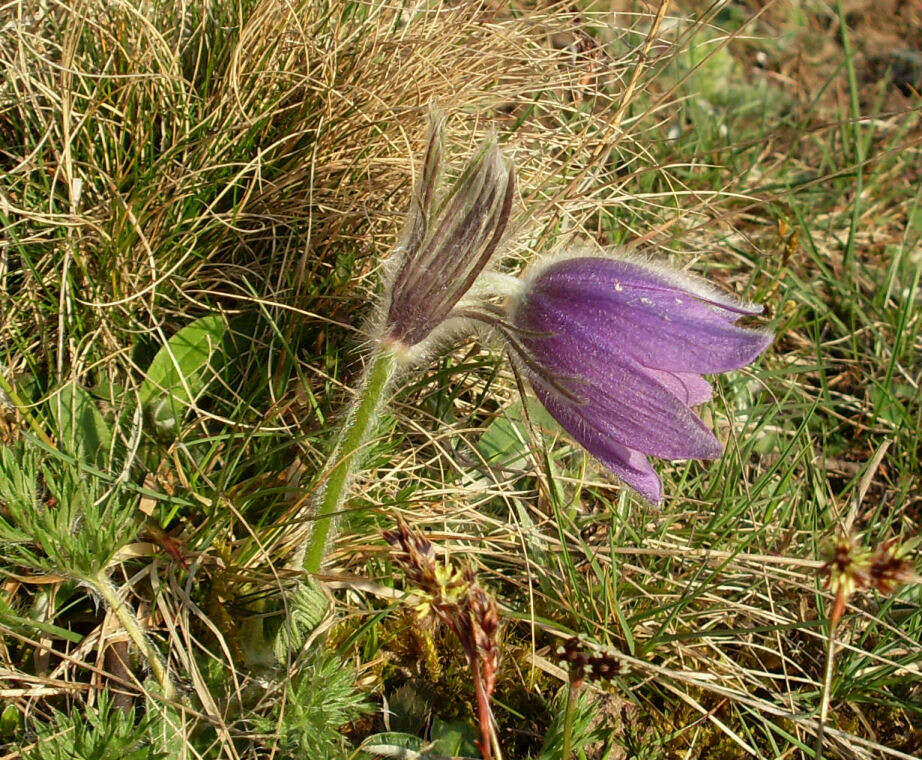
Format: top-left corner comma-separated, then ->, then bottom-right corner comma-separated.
504,254 -> 772,503
299,107 -> 769,574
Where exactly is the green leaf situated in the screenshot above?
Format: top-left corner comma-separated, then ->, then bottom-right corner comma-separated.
51,381 -> 112,467
19,692 -> 166,760
537,686 -> 604,760
909,203 -> 922,237
429,719 -> 479,757
139,315 -> 228,434
272,579 -> 330,662
249,650 -> 371,758
476,398 -> 563,468
0,704 -> 20,741
358,724 -> 480,758
385,683 -> 428,735
0,594 -> 84,644
359,732 -> 429,758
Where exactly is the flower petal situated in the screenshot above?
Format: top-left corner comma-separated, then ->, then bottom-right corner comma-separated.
531,256 -> 764,318
397,108 -> 444,262
523,256 -> 771,373
640,368 -> 713,406
518,299 -> 723,460
532,380 -> 663,503
504,253 -> 770,502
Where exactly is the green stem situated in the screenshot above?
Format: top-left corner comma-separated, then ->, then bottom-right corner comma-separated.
815,606 -> 840,760
92,570 -> 174,700
562,679 -> 578,760
301,345 -> 398,574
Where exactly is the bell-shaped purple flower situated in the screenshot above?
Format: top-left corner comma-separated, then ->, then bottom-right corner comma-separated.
382,112 -> 515,353
508,254 -> 772,503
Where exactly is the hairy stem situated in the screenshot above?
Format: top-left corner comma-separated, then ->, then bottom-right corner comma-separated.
301,345 -> 398,574
91,570 -> 174,700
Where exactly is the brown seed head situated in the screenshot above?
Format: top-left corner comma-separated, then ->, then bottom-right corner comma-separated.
553,635 -> 623,685
383,517 -> 439,591
868,537 -> 915,595
821,534 -> 872,601
820,533 -> 916,626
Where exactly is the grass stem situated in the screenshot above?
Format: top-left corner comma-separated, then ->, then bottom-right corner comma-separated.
815,589 -> 845,759
301,345 -> 398,574
0,372 -> 57,450
836,0 -> 864,274
562,679 -> 578,760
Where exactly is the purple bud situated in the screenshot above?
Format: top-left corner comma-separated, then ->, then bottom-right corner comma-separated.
510,254 -> 772,503
383,111 -> 515,350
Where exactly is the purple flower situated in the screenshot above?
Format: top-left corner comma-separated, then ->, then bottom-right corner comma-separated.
382,112 -> 515,352
506,254 -> 772,503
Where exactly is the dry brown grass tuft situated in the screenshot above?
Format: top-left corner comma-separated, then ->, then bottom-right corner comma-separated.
0,0 -> 686,386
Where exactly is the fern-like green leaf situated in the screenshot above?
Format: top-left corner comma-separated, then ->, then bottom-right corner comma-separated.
251,649 -> 371,759
19,693 -> 167,760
